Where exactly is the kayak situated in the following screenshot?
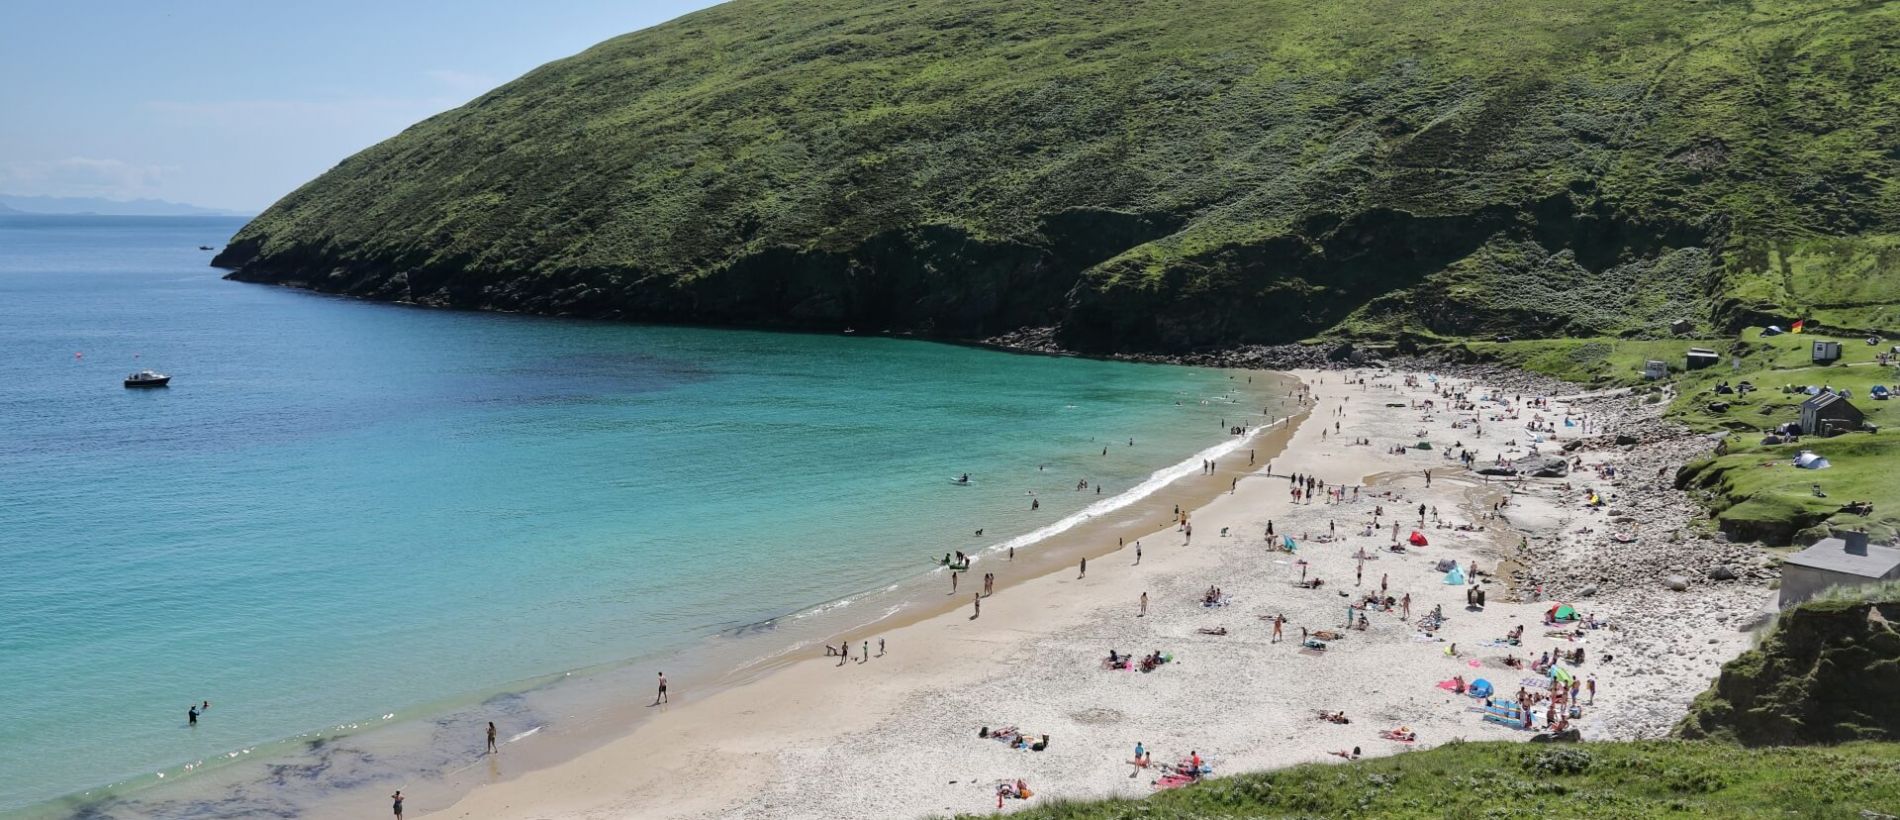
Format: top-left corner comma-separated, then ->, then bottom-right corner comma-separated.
949,478 -> 973,486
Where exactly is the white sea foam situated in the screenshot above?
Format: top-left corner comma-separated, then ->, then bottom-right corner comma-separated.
982,415 -> 1289,557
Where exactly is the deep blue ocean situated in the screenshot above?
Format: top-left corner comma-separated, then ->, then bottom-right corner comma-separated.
0,215 -> 1284,816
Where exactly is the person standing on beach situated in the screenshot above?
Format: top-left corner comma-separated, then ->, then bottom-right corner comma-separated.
1138,591 -> 1148,617
487,721 -> 498,754
972,593 -> 981,619
391,790 -> 404,819
1355,561 -> 1363,586
654,672 -> 669,705
951,570 -> 959,594
1183,523 -> 1193,545
862,640 -> 869,661
1079,557 -> 1087,579
1401,593 -> 1412,621
1380,573 -> 1388,595
1134,542 -> 1142,565
878,638 -> 885,656
1425,469 -> 1432,487
1008,546 -> 1014,561
1272,614 -> 1284,643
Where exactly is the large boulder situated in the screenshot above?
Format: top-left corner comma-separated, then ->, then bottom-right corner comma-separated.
1514,455 -> 1570,478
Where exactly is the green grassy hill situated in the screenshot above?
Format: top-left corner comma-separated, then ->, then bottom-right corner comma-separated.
941,740 -> 1900,819
214,0 -> 1900,352
1679,582 -> 1900,746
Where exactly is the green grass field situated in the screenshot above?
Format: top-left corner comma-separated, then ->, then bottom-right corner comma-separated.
1467,326 -> 1899,544
946,741 -> 1900,819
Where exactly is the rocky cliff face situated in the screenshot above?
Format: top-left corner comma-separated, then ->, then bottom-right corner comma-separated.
214,0 -> 1900,351
1677,588 -> 1900,746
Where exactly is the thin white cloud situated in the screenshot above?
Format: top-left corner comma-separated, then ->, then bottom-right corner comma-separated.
0,157 -> 176,199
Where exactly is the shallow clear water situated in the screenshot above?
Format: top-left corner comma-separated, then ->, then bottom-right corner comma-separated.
0,216 -> 1284,814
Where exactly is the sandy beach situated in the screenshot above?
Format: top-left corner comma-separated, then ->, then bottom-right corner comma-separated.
422,367 -> 1772,820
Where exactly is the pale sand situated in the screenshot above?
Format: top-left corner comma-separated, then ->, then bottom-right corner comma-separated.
423,369 -> 1760,820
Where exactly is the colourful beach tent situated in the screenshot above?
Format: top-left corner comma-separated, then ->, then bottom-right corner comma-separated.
1470,678 -> 1494,698
1551,666 -> 1576,685
1547,603 -> 1578,621
1443,566 -> 1466,585
1282,535 -> 1297,551
1408,531 -> 1429,547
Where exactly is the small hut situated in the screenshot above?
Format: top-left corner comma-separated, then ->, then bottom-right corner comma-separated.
1812,340 -> 1843,364
1685,348 -> 1720,370
1642,360 -> 1668,380
1800,392 -> 1863,437
1779,531 -> 1900,607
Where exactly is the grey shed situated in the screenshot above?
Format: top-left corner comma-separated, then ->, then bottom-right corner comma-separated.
1778,531 -> 1900,608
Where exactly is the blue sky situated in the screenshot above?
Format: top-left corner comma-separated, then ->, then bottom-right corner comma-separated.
0,1 -> 721,212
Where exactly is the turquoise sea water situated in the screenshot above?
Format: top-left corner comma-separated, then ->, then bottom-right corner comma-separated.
0,216 -> 1286,816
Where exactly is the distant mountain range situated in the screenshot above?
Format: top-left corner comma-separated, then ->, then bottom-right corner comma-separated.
0,194 -> 248,217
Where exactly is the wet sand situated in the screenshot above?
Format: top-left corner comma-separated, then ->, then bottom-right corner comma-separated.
419,368 -> 1764,819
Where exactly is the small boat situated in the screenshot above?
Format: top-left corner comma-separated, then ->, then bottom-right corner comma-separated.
124,370 -> 171,388
198,245 -> 214,251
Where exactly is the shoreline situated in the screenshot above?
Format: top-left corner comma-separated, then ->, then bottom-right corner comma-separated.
419,367 -> 1771,819
31,370 -> 1301,820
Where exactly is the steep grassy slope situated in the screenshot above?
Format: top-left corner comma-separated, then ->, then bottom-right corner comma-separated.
1678,582 -> 1900,746
938,740 -> 1900,819
216,0 -> 1900,351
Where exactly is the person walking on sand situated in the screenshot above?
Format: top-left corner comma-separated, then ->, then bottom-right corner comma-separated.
487,721 -> 498,754
1078,557 -> 1087,579
391,790 -> 404,819
1355,561 -> 1363,586
878,638 -> 885,656
1135,542 -> 1142,565
1272,614 -> 1284,643
862,640 -> 868,661
951,570 -> 959,594
1139,591 -> 1148,617
1401,593 -> 1412,621
654,672 -> 669,705
1380,573 -> 1388,594
972,593 -> 981,619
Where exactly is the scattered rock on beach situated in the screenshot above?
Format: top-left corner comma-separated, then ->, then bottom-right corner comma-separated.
1666,575 -> 1690,591
1708,565 -> 1738,581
